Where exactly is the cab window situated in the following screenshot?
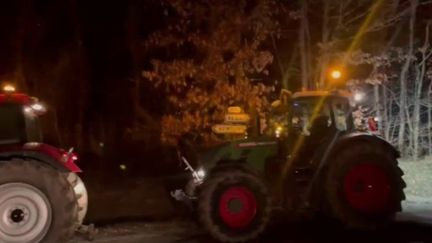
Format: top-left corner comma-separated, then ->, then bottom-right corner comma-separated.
332,98 -> 350,131
0,104 -> 25,144
292,98 -> 331,136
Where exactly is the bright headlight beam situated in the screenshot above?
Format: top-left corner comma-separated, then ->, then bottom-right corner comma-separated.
31,103 -> 44,111
354,92 -> 365,102
196,168 -> 206,179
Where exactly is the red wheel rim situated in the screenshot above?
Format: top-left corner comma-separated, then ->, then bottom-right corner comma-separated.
343,164 -> 391,213
218,186 -> 257,228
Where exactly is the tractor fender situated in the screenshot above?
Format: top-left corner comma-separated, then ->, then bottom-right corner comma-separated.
0,143 -> 82,173
330,132 -> 399,159
0,151 -> 69,172
313,132 -> 399,172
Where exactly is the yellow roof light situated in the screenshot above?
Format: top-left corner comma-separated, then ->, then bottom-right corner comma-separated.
3,84 -> 16,93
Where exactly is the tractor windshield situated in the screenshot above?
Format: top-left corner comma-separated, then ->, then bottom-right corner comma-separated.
0,104 -> 42,144
291,96 -> 353,135
0,104 -> 25,144
291,98 -> 331,136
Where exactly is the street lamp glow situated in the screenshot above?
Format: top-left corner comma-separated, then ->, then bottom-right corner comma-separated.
330,70 -> 342,80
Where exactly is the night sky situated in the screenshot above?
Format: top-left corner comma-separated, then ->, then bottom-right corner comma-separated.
0,0 -> 164,117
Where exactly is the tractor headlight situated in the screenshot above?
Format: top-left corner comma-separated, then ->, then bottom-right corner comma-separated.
31,103 -> 44,111
31,103 -> 47,114
196,168 -> 206,180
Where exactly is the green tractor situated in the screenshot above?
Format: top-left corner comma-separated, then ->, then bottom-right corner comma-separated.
176,89 -> 405,242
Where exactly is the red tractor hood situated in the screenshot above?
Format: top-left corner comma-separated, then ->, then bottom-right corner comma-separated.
0,143 -> 82,173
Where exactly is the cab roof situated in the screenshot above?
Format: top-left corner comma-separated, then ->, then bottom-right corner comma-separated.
0,93 -> 32,105
292,90 -> 351,99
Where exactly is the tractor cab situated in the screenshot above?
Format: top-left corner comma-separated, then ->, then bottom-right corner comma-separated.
0,89 -> 45,145
290,90 -> 354,135
268,89 -> 357,169
270,89 -> 354,139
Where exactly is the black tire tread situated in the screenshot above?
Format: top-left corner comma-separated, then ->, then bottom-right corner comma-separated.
325,143 -> 406,229
198,170 -> 271,243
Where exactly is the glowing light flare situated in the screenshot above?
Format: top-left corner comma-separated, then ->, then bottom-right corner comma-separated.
24,107 -> 32,113
31,103 -> 45,111
196,168 -> 206,179
275,126 -> 283,138
330,70 -> 342,80
343,0 -> 385,64
3,84 -> 16,93
353,92 -> 365,102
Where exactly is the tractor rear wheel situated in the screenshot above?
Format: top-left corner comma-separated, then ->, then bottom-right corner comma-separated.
198,170 -> 271,243
325,143 -> 405,229
0,159 -> 78,243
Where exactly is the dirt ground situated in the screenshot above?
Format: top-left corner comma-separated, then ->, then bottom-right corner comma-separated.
71,214 -> 432,243
70,220 -> 205,243
70,160 -> 432,243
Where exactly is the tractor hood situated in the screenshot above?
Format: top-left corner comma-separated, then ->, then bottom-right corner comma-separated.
0,142 -> 82,173
197,136 -> 278,172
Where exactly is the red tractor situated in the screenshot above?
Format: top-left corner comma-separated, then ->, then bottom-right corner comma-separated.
0,86 -> 88,243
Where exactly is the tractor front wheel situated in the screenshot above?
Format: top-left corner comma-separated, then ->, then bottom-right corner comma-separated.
325,143 -> 405,229
0,159 -> 78,243
198,170 -> 271,243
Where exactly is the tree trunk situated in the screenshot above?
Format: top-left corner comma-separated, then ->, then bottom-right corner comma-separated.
317,0 -> 330,88
374,85 -> 381,132
412,22 -> 430,160
428,82 -> 432,155
382,85 -> 390,141
299,0 -> 310,90
397,0 -> 417,157
68,0 -> 89,152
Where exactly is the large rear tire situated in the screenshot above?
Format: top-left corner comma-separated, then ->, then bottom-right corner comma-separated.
198,170 -> 271,243
325,143 -> 405,229
0,159 -> 78,243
